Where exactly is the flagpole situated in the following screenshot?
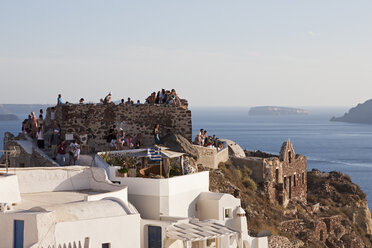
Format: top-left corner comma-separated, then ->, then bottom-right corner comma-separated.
159,147 -> 162,178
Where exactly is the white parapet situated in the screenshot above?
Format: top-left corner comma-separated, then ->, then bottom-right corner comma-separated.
0,174 -> 21,205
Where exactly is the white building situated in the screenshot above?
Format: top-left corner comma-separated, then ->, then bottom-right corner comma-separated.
0,152 -> 268,248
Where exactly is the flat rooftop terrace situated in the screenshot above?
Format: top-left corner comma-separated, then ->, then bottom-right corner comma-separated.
13,190 -> 108,212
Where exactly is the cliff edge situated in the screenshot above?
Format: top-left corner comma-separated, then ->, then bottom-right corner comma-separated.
331,99 -> 372,124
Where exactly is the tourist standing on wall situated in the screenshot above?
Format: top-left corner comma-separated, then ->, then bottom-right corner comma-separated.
50,107 -> 56,121
36,127 -> 44,149
154,124 -> 161,145
49,129 -> 61,160
37,114 -> 43,129
57,94 -> 63,105
103,92 -> 112,104
31,112 -> 38,138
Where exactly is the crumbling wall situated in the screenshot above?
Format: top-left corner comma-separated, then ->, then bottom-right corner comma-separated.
237,141 -> 307,207
1,132 -> 57,167
194,145 -> 229,169
44,103 -> 192,152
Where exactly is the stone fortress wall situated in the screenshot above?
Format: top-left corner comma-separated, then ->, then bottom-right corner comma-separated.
44,103 -> 192,152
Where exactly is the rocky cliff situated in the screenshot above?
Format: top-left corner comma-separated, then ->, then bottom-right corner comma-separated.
331,99 -> 372,124
206,162 -> 372,248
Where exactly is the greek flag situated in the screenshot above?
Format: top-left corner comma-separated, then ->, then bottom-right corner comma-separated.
147,148 -> 162,161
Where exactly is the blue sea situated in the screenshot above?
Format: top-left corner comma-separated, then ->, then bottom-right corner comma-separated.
1,107 -> 372,210
192,107 -> 372,210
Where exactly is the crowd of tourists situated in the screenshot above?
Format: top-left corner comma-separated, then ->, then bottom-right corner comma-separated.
193,129 -> 223,150
106,125 -> 143,150
55,89 -> 183,107
20,90 -> 183,165
20,95 -> 87,166
145,89 -> 182,107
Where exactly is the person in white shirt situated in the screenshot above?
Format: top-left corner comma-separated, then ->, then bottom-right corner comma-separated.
73,143 -> 81,165
36,127 -> 44,149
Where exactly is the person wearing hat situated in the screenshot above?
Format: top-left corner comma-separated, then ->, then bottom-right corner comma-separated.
49,128 -> 61,160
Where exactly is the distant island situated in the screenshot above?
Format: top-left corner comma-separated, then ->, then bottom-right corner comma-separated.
249,106 -> 308,116
0,114 -> 19,121
0,104 -> 52,115
331,99 -> 372,124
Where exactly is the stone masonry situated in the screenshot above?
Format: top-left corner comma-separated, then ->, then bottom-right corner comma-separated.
44,103 -> 192,152
231,141 -> 307,207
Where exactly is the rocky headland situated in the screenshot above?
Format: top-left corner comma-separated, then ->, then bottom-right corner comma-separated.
249,106 -> 308,116
331,99 -> 372,124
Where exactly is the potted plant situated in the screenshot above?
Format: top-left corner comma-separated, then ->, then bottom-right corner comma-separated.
127,157 -> 137,177
116,167 -> 128,177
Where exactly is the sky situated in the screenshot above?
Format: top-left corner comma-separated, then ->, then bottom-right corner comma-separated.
0,1 -> 372,107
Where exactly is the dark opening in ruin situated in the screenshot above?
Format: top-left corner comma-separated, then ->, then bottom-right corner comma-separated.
275,168 -> 279,183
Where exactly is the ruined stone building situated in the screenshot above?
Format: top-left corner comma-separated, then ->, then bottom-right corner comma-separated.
43,102 -> 192,152
232,141 -> 307,207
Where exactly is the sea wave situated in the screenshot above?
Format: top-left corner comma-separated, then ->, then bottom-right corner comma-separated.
307,156 -> 372,168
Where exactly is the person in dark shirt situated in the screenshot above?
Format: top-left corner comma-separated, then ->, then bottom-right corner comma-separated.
56,139 -> 67,165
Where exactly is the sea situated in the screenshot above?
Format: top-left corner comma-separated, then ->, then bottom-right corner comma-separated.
1,107 -> 371,210
191,107 -> 372,210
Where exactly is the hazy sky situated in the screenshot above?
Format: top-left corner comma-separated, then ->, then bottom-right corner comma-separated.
1,1 -> 371,107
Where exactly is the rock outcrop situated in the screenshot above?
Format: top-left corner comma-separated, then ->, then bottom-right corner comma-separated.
219,139 -> 246,158
208,161 -> 372,248
331,99 -> 372,124
161,133 -> 199,159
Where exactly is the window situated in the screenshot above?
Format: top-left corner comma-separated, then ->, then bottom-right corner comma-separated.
224,208 -> 233,219
148,226 -> 162,248
14,220 -> 24,248
102,244 -> 110,248
288,176 -> 292,199
288,151 -> 292,163
302,172 -> 305,185
275,168 -> 279,183
293,174 -> 296,187
284,176 -> 287,190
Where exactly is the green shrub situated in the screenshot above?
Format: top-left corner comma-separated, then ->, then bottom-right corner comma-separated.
242,177 -> 257,191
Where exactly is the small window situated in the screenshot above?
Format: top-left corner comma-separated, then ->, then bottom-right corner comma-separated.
275,168 -> 279,183
288,151 -> 292,163
102,243 -> 110,248
224,208 -> 233,219
302,172 -> 305,185
293,175 -> 296,187
284,176 -> 287,189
